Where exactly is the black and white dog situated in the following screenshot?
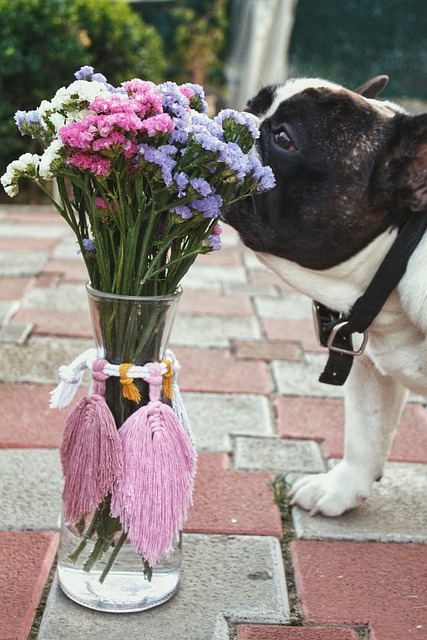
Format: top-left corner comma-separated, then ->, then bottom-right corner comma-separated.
224,75 -> 427,517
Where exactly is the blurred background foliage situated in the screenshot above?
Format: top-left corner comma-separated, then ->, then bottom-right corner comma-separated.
289,0 -> 427,99
2,0 -> 427,202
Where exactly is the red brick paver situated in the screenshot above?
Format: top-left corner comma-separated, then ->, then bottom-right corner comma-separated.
276,396 -> 427,462
0,384 -> 84,448
238,626 -> 358,640
178,347 -> 272,394
185,452 -> 282,537
291,540 -> 427,640
0,531 -> 58,640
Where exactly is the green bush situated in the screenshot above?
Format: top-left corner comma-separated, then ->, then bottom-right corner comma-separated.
0,0 -> 166,187
289,0 -> 427,98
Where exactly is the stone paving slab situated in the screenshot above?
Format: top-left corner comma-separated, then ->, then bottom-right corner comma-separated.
171,314 -> 261,347
291,461 -> 427,543
263,318 -> 323,352
177,347 -> 272,394
20,282 -> 89,311
253,293 -> 312,320
272,356 -> 346,398
238,626 -> 359,640
0,276 -> 32,299
232,436 -> 326,474
185,453 -> 282,537
0,335 -> 92,383
182,392 -> 274,451
0,383 -> 83,448
291,540 -> 427,640
12,307 -> 93,338
181,264 -> 248,290
0,449 -> 63,530
0,251 -> 48,276
0,531 -> 58,640
0,321 -> 33,344
0,222 -> 67,238
38,534 -> 289,640
276,396 -> 427,463
179,288 -> 254,316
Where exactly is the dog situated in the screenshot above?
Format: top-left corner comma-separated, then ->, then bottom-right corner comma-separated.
224,75 -> 427,517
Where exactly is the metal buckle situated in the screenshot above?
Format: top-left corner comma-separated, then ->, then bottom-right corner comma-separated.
326,320 -> 369,356
312,302 -> 368,356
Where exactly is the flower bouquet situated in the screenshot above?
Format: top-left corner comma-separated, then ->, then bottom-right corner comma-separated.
1,66 -> 275,610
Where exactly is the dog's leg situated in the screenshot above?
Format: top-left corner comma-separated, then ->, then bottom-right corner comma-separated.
288,355 -> 408,516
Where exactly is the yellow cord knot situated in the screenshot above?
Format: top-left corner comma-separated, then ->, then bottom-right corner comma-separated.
161,358 -> 173,400
119,363 -> 141,403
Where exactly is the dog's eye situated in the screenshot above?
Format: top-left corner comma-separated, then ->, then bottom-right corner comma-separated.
273,130 -> 295,151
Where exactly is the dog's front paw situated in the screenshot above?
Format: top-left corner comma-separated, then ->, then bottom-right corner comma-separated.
288,462 -> 372,517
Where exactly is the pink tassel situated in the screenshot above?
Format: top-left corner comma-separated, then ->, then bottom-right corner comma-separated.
60,359 -> 123,523
110,362 -> 197,567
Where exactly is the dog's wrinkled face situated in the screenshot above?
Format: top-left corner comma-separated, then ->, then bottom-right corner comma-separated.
224,77 -> 427,270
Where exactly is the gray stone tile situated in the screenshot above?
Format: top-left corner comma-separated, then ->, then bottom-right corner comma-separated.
0,335 -> 93,384
271,355 -> 346,398
181,265 -> 248,290
171,315 -> 261,348
38,534 -> 289,640
0,223 -> 67,239
292,461 -> 427,543
0,300 -> 19,323
0,322 -> 33,344
0,251 -> 48,276
22,283 -> 89,311
182,392 -> 273,452
0,449 -> 63,530
253,293 -> 312,320
233,436 -> 327,474
223,283 -> 279,297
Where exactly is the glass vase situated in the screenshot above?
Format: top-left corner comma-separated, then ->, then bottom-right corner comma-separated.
57,284 -> 183,613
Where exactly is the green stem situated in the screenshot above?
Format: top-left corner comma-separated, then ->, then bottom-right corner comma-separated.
99,532 -> 128,584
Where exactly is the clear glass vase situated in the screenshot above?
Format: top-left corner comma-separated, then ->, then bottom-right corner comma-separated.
57,284 -> 183,613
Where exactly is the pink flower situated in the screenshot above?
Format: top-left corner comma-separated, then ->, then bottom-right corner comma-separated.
179,85 -> 195,100
67,151 -> 110,177
59,122 -> 94,149
95,197 -> 107,209
140,113 -> 174,137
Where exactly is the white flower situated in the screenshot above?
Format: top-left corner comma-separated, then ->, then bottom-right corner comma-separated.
39,140 -> 64,179
50,80 -> 108,112
49,112 -> 67,132
0,153 -> 40,196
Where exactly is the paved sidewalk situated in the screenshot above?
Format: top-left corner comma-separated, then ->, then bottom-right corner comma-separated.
0,204 -> 426,640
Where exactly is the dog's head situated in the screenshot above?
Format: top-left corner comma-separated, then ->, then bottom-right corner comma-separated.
224,76 -> 427,270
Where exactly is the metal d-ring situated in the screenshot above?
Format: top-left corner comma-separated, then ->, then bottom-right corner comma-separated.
326,320 -> 369,356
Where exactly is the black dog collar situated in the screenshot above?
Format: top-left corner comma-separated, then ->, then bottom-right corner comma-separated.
313,211 -> 427,385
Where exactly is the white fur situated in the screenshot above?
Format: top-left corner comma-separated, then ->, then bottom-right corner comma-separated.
257,79 -> 427,516
269,231 -> 427,515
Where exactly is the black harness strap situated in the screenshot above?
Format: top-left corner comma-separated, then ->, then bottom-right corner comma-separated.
316,211 -> 427,386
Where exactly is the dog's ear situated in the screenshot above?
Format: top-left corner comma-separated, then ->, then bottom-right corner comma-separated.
355,75 -> 389,98
374,114 -> 427,213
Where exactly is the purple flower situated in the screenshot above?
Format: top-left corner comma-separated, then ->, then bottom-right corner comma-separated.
14,110 -> 42,135
74,66 -> 95,80
171,204 -> 192,219
247,155 -> 276,191
219,142 -> 249,180
208,233 -> 221,251
190,178 -> 212,197
193,132 -> 223,153
174,172 -> 189,195
191,194 -> 223,218
82,238 -> 95,252
138,143 -> 178,187
216,109 -> 260,140
158,82 -> 190,120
